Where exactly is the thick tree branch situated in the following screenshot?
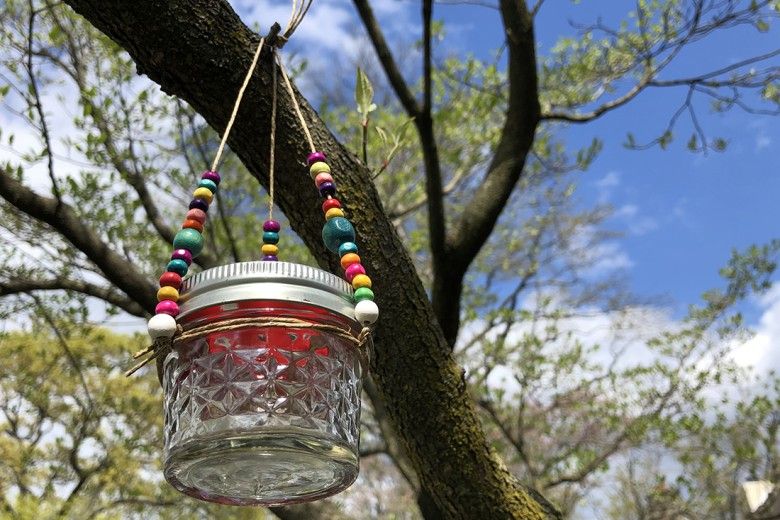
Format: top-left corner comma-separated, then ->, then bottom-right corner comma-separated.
58,1 -> 560,517
0,169 -> 158,313
0,277 -> 147,316
440,0 -> 540,345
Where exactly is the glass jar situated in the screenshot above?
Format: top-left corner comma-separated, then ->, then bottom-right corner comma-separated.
162,261 -> 362,506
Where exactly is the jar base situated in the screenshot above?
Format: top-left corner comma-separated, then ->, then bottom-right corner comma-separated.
164,428 -> 358,506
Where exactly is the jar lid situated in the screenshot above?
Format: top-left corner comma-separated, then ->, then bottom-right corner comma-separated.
178,261 -> 355,319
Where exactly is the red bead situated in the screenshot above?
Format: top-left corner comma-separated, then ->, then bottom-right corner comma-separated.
160,271 -> 181,289
182,219 -> 204,232
322,198 -> 341,212
159,271 -> 182,289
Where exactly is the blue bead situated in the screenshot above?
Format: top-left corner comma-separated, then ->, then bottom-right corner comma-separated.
166,259 -> 189,276
198,179 -> 218,194
338,242 -> 358,257
263,231 -> 280,244
322,217 -> 355,254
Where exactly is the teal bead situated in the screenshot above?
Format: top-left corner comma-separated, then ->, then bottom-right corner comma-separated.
173,228 -> 204,256
263,231 -> 280,244
338,241 -> 358,257
322,217 -> 355,253
354,287 -> 374,302
198,179 -> 218,194
166,259 -> 189,276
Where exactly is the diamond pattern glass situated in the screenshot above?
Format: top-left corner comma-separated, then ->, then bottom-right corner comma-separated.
163,306 -> 362,506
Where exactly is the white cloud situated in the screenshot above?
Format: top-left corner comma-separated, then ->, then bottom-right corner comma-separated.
755,133 -> 771,151
729,283 -> 780,374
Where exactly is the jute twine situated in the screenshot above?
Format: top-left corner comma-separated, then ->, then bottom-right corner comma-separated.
126,317 -> 373,378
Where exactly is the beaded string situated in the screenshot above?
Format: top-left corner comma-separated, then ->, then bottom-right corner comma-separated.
261,50 -> 281,262
276,56 -> 379,326
148,37 -> 266,340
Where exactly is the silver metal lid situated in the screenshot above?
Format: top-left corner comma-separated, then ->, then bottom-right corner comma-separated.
178,261 -> 355,319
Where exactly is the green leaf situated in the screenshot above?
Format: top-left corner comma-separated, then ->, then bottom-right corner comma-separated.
756,19 -> 770,32
355,67 -> 376,122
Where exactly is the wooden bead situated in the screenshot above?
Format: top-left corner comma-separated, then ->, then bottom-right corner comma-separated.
307,152 -> 326,166
345,263 -> 366,282
325,208 -> 345,220
159,271 -> 182,289
186,208 -> 207,224
166,259 -> 188,276
198,179 -> 218,194
155,300 -> 180,317
173,228 -> 204,256
157,286 -> 180,302
354,287 -> 374,302
189,199 -> 208,212
263,220 -> 281,232
315,172 -> 334,188
354,299 -> 379,325
182,219 -> 204,232
201,170 -> 221,185
262,231 -> 280,244
338,242 -> 358,257
322,217 -> 355,253
171,249 -> 193,265
322,198 -> 342,212
193,187 -> 213,204
262,255 -> 278,261
261,244 -> 279,255
309,161 -> 331,178
148,313 -> 177,339
351,274 -> 372,290
340,253 -> 361,269
318,182 -> 336,197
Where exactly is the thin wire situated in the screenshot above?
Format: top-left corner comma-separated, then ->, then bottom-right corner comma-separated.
210,37 -> 266,172
268,50 -> 278,220
277,53 -> 317,153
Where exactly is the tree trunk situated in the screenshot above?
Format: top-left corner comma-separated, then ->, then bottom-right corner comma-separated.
60,1 -> 559,517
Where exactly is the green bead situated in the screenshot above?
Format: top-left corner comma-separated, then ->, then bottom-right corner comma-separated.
166,259 -> 188,276
198,179 -> 218,194
322,217 -> 355,254
263,231 -> 280,244
173,228 -> 204,257
354,287 -> 374,302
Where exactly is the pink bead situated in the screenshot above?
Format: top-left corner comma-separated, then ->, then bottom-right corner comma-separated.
345,263 -> 366,282
315,172 -> 334,189
155,300 -> 180,317
186,208 -> 207,224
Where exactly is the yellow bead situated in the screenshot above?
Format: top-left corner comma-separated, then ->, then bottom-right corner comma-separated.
325,208 -> 345,220
309,161 -> 331,178
193,187 -> 213,204
351,274 -> 372,290
157,286 -> 180,302
261,244 -> 279,255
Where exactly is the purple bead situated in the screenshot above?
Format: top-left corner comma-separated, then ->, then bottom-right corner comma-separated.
202,170 -> 221,185
307,152 -> 327,166
319,181 -> 336,197
189,198 -> 209,212
262,255 -> 278,261
171,248 -> 193,266
263,219 -> 281,232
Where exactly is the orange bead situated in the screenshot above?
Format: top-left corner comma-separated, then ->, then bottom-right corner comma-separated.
182,219 -> 204,232
340,253 -> 361,269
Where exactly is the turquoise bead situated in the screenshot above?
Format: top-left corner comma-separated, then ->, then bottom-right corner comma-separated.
338,241 -> 358,257
263,231 -> 280,244
173,228 -> 204,256
198,179 -> 218,194
166,259 -> 189,276
322,217 -> 355,253
354,287 -> 374,302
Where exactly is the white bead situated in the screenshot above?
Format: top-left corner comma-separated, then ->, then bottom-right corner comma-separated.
148,313 -> 177,339
354,299 -> 379,325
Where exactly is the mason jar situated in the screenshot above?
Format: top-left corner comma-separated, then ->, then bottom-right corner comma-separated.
162,261 -> 362,505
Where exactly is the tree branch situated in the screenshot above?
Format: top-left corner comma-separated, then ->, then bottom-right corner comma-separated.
0,277 -> 147,316
441,0 -> 540,345
0,168 -> 158,313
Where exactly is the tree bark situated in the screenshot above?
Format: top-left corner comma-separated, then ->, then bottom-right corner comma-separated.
59,1 -> 559,517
